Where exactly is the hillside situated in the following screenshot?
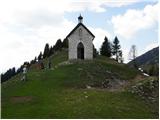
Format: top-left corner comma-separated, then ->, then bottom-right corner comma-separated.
128,47 -> 159,67
1,50 -> 158,118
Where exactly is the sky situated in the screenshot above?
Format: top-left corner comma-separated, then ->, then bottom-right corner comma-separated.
0,0 -> 159,73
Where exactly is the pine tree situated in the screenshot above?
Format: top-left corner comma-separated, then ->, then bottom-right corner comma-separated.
38,52 -> 42,61
11,67 -> 16,76
112,36 -> 121,61
43,43 -> 50,58
93,45 -> 98,58
48,46 -> 54,57
54,39 -> 63,51
50,46 -> 55,56
100,36 -> 112,57
1,67 -> 16,83
34,57 -> 37,63
62,38 -> 68,48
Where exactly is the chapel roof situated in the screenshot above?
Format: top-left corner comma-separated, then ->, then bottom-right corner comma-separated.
66,22 -> 95,39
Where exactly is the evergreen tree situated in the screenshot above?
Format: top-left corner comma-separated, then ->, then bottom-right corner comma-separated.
43,43 -> 50,58
38,52 -> 42,61
1,67 -> 16,83
48,46 -> 53,57
100,36 -> 112,57
50,46 -> 55,56
112,36 -> 121,61
1,73 -> 4,82
11,67 -> 16,76
62,38 -> 68,48
93,45 -> 98,58
16,66 -> 23,74
54,39 -> 63,51
34,57 -> 37,62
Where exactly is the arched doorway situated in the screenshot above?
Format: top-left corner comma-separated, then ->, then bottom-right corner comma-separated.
77,42 -> 84,59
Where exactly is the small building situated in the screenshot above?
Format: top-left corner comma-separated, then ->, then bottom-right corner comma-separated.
66,15 -> 95,60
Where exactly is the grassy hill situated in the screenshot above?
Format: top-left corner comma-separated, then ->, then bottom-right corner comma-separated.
1,50 -> 158,118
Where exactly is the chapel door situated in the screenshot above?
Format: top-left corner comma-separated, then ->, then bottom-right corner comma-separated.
77,42 -> 84,59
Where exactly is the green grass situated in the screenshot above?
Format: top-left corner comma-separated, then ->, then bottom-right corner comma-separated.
1,50 -> 158,118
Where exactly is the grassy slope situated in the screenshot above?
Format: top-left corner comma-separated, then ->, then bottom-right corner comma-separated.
1,50 -> 157,118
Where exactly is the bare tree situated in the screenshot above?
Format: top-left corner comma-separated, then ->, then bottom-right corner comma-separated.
128,45 -> 138,68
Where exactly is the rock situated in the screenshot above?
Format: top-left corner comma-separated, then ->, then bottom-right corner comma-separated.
86,85 -> 91,89
85,96 -> 88,98
106,70 -> 111,74
78,68 -> 83,71
143,73 -> 149,76
58,61 -> 73,67
84,91 -> 87,94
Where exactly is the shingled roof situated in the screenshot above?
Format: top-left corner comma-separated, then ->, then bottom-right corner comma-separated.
66,23 -> 95,39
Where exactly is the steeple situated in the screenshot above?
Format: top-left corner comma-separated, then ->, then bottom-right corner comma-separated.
78,14 -> 83,23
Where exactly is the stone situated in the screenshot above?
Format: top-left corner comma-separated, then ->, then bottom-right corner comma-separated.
84,91 -> 87,94
85,95 -> 88,98
86,85 -> 91,89
78,68 -> 83,71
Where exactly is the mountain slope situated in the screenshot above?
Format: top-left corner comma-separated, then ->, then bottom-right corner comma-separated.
1,50 -> 158,118
128,47 -> 159,67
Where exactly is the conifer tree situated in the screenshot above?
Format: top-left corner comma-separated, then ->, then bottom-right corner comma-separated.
100,36 -> 112,57
38,52 -> 42,61
48,46 -> 53,57
93,45 -> 98,58
54,39 -> 63,51
112,36 -> 121,61
62,38 -> 68,48
43,43 -> 50,58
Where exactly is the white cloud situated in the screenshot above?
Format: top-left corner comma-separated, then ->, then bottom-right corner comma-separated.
122,49 -> 130,63
0,0 -> 157,73
0,17 -> 76,73
111,3 -> 159,39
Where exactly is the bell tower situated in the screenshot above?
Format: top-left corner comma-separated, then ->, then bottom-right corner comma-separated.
78,14 -> 83,23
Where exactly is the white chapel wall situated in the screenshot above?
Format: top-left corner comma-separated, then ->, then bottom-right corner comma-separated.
68,25 -> 94,60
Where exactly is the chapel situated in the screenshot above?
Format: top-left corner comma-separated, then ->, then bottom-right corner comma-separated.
66,15 -> 95,60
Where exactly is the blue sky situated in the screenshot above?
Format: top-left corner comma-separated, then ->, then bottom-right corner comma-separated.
0,0 -> 159,73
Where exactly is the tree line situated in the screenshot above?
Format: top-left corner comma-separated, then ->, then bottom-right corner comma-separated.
1,38 -> 68,83
1,36 -> 123,83
2,35 -> 157,83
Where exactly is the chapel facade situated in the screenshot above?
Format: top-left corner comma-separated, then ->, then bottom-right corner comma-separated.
66,15 -> 95,60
